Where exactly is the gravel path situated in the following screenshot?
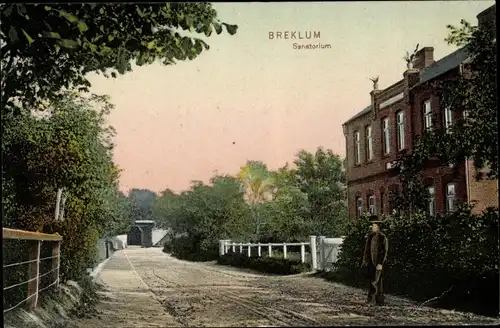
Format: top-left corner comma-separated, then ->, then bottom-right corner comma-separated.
68,247 -> 499,327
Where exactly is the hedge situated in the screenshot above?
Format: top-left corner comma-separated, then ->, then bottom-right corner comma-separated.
162,234 -> 219,262
332,206 -> 499,317
218,252 -> 310,275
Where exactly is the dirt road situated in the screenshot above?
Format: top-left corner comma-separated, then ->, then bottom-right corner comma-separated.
68,247 -> 498,327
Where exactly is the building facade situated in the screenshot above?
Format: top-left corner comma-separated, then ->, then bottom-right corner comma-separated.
342,5 -> 497,219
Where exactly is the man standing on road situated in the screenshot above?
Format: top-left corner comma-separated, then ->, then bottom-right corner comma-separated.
362,216 -> 389,305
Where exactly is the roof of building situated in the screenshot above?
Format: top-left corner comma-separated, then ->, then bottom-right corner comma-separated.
343,105 -> 372,125
417,46 -> 469,85
343,46 -> 469,125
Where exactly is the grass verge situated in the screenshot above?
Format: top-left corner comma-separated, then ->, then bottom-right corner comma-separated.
3,275 -> 103,328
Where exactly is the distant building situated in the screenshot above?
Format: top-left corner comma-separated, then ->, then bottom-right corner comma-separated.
342,5 -> 497,219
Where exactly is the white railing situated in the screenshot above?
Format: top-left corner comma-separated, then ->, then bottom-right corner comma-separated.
220,236 -> 319,270
2,228 -> 62,313
219,235 -> 344,271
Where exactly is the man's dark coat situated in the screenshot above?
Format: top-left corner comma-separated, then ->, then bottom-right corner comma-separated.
363,231 -> 389,305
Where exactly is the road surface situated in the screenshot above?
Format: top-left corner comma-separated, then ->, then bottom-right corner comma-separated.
68,247 -> 498,327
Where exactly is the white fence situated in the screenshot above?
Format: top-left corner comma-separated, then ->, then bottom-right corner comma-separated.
219,235 -> 343,271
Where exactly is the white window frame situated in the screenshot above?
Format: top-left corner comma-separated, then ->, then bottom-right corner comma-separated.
368,195 -> 376,215
423,100 -> 433,130
356,197 -> 363,217
366,126 -> 373,161
427,186 -> 436,216
444,106 -> 453,132
383,117 -> 390,154
354,131 -> 361,165
396,111 -> 405,150
446,183 -> 456,212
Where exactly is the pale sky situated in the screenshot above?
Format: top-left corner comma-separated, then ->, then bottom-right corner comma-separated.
87,1 -> 494,194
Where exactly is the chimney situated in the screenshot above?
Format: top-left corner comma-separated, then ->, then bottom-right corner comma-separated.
477,5 -> 496,39
403,68 -> 420,102
412,47 -> 434,70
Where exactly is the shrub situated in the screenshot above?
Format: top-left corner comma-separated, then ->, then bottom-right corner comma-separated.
218,252 -> 310,275
333,206 -> 499,316
165,234 -> 219,262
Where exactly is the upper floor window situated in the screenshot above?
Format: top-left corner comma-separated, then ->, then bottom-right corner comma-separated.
446,183 -> 456,212
354,131 -> 361,165
368,195 -> 376,215
356,197 -> 363,218
365,125 -> 373,161
396,111 -> 405,150
444,106 -> 453,132
427,186 -> 436,216
382,118 -> 390,155
423,99 -> 433,130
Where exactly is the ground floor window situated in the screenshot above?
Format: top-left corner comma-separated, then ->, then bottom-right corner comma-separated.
356,197 -> 363,218
427,186 -> 436,216
446,183 -> 457,212
368,195 -> 376,215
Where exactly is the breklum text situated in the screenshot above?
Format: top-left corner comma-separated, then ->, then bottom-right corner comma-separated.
269,31 -> 321,40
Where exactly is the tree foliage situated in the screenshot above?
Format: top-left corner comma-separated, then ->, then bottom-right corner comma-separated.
154,147 -> 348,260
2,92 -> 134,280
294,147 -> 348,236
0,3 -> 238,114
236,161 -> 275,237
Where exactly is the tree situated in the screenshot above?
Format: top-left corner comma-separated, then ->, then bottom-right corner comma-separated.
2,91 -> 131,280
1,3 -> 238,114
294,147 -> 348,236
128,188 -> 157,221
236,161 -> 275,238
393,19 -> 497,212
153,174 -> 250,260
265,164 -> 311,242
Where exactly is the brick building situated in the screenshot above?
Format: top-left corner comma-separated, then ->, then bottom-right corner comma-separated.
342,5 -> 497,219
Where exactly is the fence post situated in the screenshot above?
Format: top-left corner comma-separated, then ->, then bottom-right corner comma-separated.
258,243 -> 262,257
318,236 -> 326,271
27,240 -> 41,310
283,244 -> 287,259
239,243 -> 243,254
247,244 -> 251,257
300,243 -> 306,263
219,240 -> 225,256
232,242 -> 235,253
52,240 -> 61,289
309,236 -> 317,270
268,243 -> 272,257
225,240 -> 230,254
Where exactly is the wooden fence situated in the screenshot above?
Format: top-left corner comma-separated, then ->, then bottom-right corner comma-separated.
2,228 -> 62,313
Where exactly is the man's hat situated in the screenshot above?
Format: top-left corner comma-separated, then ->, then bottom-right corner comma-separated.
368,215 -> 383,225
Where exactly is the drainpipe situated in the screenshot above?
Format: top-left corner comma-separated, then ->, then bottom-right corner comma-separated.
465,158 -> 471,204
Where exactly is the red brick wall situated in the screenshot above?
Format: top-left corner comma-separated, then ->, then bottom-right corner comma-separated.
347,162 -> 468,219
466,160 -> 499,213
